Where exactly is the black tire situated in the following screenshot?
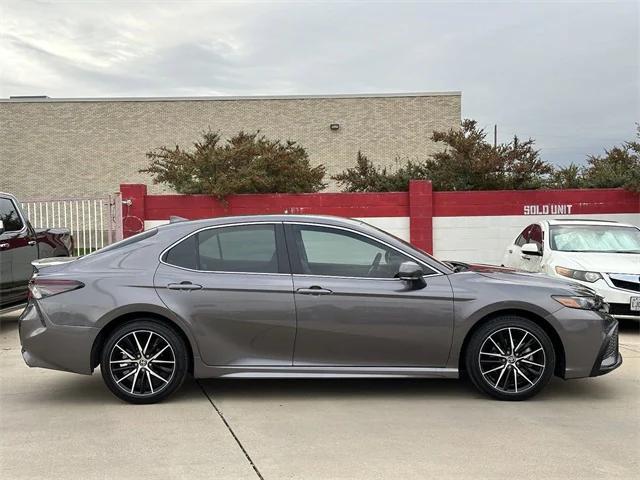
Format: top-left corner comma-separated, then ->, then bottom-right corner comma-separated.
465,316 -> 555,401
100,320 -> 188,404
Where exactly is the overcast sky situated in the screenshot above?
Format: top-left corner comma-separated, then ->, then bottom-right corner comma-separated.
1,0 -> 637,166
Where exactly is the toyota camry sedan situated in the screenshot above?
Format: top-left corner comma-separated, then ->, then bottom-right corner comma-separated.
19,215 -> 622,403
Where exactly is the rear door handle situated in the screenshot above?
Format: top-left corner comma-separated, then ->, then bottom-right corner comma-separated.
296,286 -> 333,295
27,240 -> 36,246
0,243 -> 8,249
167,282 -> 202,291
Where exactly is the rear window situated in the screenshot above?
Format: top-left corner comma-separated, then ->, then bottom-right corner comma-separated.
88,229 -> 158,256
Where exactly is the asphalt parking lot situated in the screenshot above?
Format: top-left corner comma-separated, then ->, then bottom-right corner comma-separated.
0,308 -> 638,480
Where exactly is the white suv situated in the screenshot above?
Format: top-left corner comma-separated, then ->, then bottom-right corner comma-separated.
502,219 -> 640,320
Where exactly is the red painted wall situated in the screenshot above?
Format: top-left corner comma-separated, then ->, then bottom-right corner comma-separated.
120,182 -> 640,253
433,188 -> 639,217
144,191 -> 409,220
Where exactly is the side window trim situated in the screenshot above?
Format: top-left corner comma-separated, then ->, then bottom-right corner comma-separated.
160,222 -> 291,275
283,222 -> 439,279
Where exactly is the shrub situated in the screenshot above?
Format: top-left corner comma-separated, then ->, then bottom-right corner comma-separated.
141,130 -> 326,199
333,120 -> 554,192
331,151 -> 428,192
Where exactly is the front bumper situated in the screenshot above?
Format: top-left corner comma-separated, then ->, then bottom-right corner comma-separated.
548,307 -> 624,379
19,301 -> 97,375
590,317 -> 623,377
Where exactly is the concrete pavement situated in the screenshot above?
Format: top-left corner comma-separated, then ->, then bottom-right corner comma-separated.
1,308 -> 638,479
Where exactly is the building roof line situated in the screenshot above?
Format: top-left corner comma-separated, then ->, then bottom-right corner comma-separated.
1,91 -> 461,103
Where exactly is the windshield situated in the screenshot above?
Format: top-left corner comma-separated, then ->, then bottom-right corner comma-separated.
549,225 -> 640,253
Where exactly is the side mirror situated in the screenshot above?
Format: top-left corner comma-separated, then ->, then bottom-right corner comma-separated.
521,243 -> 542,256
398,261 -> 424,281
0,219 -> 4,235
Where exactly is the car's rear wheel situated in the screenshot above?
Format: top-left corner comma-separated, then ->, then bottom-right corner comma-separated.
100,320 -> 188,404
465,316 -> 555,401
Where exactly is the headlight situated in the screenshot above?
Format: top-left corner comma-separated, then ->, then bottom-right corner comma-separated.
555,266 -> 602,283
553,295 -> 600,310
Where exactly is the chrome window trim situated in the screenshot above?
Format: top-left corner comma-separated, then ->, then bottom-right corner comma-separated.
284,221 -> 444,279
159,219 -> 445,279
159,221 -> 288,276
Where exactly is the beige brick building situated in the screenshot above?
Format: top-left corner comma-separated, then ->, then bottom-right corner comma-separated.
0,92 -> 461,199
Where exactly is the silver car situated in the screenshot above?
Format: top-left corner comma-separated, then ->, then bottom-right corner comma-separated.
19,215 -> 622,403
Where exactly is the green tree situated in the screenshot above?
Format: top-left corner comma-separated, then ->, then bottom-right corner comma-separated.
333,119 -> 554,192
427,120 -> 553,190
141,130 -> 326,199
581,126 -> 640,192
331,151 -> 428,192
549,163 -> 585,189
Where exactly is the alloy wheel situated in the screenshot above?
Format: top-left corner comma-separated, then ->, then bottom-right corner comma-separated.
108,330 -> 176,397
478,327 -> 546,394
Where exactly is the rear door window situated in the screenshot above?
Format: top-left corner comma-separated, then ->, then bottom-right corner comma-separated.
198,225 -> 278,273
164,224 -> 283,274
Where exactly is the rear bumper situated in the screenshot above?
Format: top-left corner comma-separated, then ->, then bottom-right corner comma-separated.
19,301 -> 97,375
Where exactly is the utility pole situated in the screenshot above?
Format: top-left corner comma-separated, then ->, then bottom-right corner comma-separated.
494,124 -> 497,148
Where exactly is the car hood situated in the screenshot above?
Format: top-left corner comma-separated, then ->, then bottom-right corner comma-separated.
551,252 -> 640,274
474,270 -> 597,296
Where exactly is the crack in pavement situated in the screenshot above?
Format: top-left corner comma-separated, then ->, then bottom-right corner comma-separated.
196,380 -> 265,480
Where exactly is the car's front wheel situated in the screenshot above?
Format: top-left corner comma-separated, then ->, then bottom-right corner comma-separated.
465,316 -> 556,401
100,320 -> 189,404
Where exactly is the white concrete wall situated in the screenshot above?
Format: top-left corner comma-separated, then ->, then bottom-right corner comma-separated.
145,216 -> 412,241
433,213 -> 640,265
146,213 -> 640,266
354,217 -> 410,241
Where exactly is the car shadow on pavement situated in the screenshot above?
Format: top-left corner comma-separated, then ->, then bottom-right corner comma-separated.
2,312 -> 633,406
618,318 -> 640,333
6,363 -> 623,406
197,374 -> 618,403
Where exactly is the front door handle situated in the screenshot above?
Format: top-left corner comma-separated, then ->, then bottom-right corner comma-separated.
296,286 -> 333,296
27,240 -> 36,246
167,282 -> 202,291
0,243 -> 9,249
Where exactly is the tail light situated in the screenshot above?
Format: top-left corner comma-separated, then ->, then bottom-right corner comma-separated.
28,278 -> 84,299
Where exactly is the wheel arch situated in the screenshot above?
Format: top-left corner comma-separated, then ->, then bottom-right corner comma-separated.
91,311 -> 195,374
458,308 -> 566,378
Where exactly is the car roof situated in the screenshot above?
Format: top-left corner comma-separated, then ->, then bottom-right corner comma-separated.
545,218 -> 637,228
158,214 -> 369,229
0,192 -> 18,201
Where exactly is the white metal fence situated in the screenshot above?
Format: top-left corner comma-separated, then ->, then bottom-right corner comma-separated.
21,194 -> 123,254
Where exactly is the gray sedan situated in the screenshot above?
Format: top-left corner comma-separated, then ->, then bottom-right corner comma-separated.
19,215 -> 622,403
